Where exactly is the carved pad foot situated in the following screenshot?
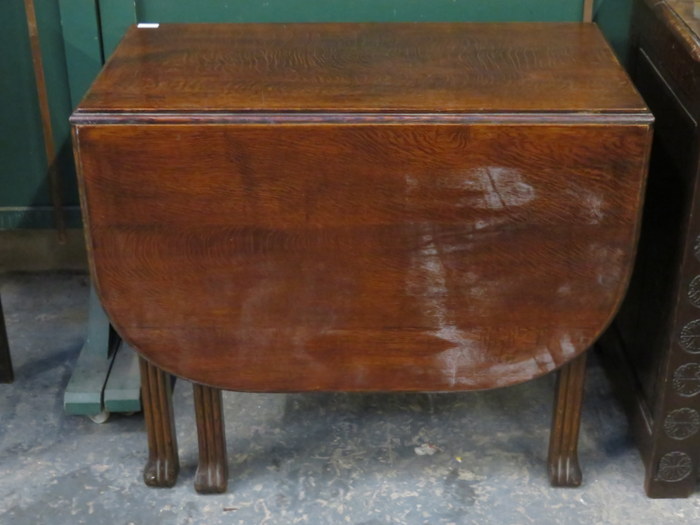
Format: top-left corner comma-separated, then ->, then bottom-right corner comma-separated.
549,454 -> 582,487
144,457 -> 179,488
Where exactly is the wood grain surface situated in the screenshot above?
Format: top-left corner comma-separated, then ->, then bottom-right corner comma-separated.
74,121 -> 651,392
548,353 -> 587,487
657,0 -> 700,60
74,23 -> 647,116
140,357 -> 178,487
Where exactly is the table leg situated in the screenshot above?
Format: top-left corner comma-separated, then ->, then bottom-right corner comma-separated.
0,297 -> 13,384
193,383 -> 228,494
548,351 -> 587,487
140,357 -> 179,487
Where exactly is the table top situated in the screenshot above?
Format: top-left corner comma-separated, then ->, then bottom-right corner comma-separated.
73,23 -> 652,392
74,22 -> 647,117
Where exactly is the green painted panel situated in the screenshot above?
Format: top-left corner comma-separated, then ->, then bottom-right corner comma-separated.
34,0 -> 79,208
136,0 -> 583,23
595,0 -> 633,66
99,0 -> 137,58
0,0 -> 47,209
58,0 -> 103,108
0,0 -> 78,226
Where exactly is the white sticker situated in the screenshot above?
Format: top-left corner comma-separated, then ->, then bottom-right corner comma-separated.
137,23 -> 160,29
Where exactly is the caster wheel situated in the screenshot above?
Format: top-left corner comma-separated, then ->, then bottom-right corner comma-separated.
89,410 -> 110,424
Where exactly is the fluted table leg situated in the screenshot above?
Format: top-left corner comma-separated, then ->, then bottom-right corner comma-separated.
140,357 -> 179,487
548,351 -> 587,487
193,383 -> 228,494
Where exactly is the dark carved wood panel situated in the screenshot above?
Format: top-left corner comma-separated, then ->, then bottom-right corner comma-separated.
599,0 -> 700,499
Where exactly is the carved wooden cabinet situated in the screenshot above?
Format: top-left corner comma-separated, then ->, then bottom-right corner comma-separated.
71,23 -> 651,493
600,0 -> 700,499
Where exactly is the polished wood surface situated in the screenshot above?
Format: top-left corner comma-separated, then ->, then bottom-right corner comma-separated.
73,23 -> 652,393
74,23 -> 646,116
140,358 -> 179,487
76,121 -> 650,392
548,353 -> 587,487
193,384 -> 228,494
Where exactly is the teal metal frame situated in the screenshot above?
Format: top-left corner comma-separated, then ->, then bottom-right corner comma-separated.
63,286 -> 141,419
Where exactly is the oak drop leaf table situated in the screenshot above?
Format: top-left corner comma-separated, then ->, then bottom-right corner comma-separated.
71,23 -> 652,493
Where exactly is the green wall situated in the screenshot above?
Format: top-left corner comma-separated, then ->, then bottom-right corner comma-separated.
138,0 -> 580,23
596,0 -> 634,64
1,0 -> 632,229
0,0 -> 76,228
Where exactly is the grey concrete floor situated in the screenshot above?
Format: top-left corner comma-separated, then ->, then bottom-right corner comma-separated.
1,272 -> 699,525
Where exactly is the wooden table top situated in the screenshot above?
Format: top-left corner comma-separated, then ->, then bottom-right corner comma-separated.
75,22 -> 647,117
73,23 -> 652,392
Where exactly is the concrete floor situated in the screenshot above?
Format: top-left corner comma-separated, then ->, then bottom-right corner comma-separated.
1,273 -> 699,525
